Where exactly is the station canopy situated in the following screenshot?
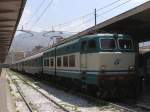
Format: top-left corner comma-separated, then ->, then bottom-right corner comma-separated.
0,0 -> 26,63
72,1 -> 150,43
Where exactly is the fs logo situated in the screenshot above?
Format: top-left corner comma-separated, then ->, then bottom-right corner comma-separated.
114,58 -> 120,65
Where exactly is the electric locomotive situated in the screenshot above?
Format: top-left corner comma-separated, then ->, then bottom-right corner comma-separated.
11,33 -> 136,98
43,33 -> 136,98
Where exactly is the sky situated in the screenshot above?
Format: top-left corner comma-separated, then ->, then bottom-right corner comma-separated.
17,0 -> 149,33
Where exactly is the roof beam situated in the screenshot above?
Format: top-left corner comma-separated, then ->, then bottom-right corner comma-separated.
0,41 -> 11,43
0,9 -> 16,13
0,38 -> 11,40
0,25 -> 14,28
0,19 -> 16,22
0,29 -> 13,32
0,44 -> 10,46
0,32 -> 13,34
0,0 -> 20,2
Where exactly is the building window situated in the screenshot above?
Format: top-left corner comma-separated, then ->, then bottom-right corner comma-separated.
63,56 -> 68,67
88,39 -> 96,49
57,57 -> 61,67
50,58 -> 54,67
69,55 -> 75,67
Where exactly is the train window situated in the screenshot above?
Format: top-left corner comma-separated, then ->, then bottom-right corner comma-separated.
44,59 -> 47,66
57,57 -> 61,67
63,56 -> 68,67
46,59 -> 49,66
81,41 -> 87,51
69,55 -> 75,67
118,39 -> 133,50
72,44 -> 76,49
44,59 -> 49,66
50,58 -> 54,67
88,40 -> 96,49
100,39 -> 116,50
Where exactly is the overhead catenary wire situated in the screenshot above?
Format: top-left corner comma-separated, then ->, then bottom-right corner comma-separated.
24,0 -> 134,33
30,0 -> 54,30
53,0 -> 124,29
56,0 -> 132,31
96,0 -> 132,19
24,0 -> 46,26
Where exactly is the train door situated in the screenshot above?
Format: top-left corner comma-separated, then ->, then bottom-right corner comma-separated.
80,40 -> 87,72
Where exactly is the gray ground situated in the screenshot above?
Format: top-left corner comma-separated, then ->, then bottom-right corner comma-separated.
0,69 -> 15,112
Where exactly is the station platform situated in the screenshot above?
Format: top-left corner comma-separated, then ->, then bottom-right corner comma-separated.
0,69 -> 15,112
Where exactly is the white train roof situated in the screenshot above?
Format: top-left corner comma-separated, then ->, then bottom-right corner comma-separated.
13,52 -> 44,64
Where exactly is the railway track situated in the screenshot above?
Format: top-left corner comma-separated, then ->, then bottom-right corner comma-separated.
8,70 -> 150,112
71,92 -> 136,112
7,70 -> 70,112
8,71 -> 33,112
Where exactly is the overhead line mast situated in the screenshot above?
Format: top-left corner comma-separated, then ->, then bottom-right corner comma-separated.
52,0 -> 123,29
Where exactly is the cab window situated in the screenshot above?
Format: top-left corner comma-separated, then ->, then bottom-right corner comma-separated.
81,41 -> 87,51
118,39 -> 133,50
100,38 -> 116,50
88,39 -> 96,49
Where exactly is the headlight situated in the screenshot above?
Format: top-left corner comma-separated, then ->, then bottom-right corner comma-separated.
101,65 -> 106,71
129,65 -> 135,71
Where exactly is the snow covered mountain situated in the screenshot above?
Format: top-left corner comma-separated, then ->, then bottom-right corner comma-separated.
10,31 -> 73,52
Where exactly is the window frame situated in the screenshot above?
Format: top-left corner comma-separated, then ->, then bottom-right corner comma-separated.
117,38 -> 134,50
81,40 -> 87,52
50,58 -> 54,67
88,39 -> 97,50
57,57 -> 62,67
46,59 -> 49,66
43,58 -> 49,67
99,38 -> 117,50
43,59 -> 47,66
69,55 -> 75,67
63,56 -> 68,67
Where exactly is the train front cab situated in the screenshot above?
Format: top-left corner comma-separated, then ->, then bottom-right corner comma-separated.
80,34 -> 136,96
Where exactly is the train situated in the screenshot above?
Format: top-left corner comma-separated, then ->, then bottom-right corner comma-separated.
139,51 -> 150,87
11,33 -> 137,98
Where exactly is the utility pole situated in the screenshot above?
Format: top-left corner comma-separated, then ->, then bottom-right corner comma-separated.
94,8 -> 97,26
